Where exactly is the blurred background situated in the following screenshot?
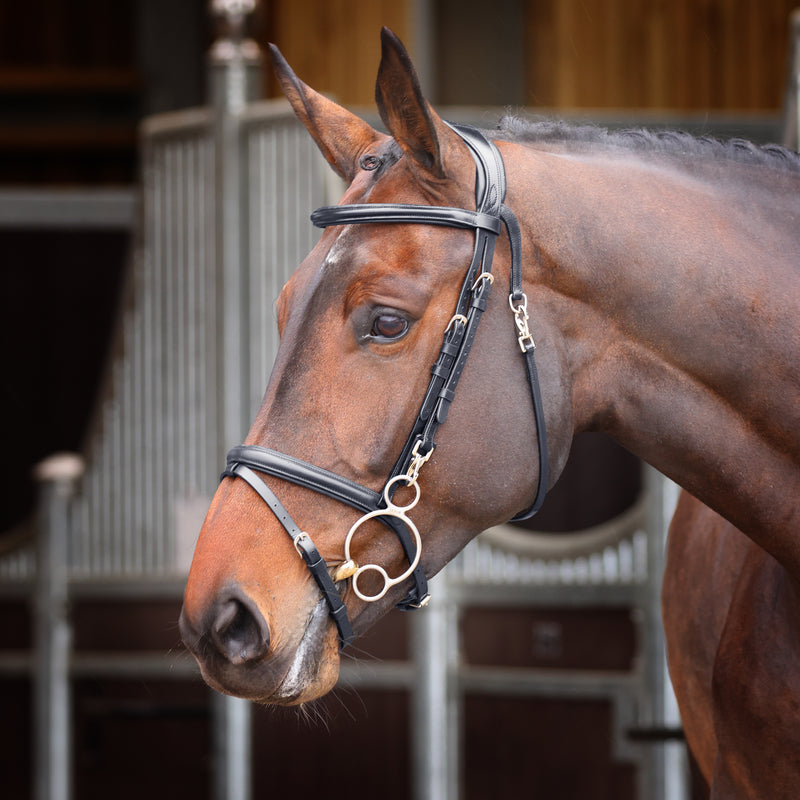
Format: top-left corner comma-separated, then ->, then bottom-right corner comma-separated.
0,1 -> 798,799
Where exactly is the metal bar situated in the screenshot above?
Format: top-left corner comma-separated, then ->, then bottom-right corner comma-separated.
130,277 -> 145,573
205,6 -> 264,799
162,139 -> 177,571
33,454 -> 84,800
457,665 -> 638,697
212,695 -> 252,800
120,323 -> 135,573
0,189 -> 137,229
185,136 -> 199,497
0,651 -> 199,679
781,9 -> 800,150
208,22 -> 262,458
140,138 -> 156,572
148,139 -> 165,570
640,466 -> 687,800
412,576 -> 460,800
446,579 -> 641,607
202,133 -> 219,492
408,0 -> 437,102
140,106 -> 212,138
0,650 -> 416,684
794,10 -> 800,152
336,660 -> 416,690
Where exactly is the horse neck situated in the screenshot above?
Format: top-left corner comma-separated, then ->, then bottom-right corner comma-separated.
504,141 -> 800,575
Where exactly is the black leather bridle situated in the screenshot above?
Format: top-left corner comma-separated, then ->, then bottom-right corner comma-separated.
221,124 -> 548,648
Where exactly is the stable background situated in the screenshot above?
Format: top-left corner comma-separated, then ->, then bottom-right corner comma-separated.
0,2 -> 797,799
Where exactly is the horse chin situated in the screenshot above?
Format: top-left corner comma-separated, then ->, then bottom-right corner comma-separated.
194,597 -> 340,706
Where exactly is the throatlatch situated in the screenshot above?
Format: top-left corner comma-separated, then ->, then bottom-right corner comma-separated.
222,123 -> 549,649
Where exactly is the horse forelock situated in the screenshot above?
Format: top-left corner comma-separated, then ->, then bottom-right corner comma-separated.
496,115 -> 800,175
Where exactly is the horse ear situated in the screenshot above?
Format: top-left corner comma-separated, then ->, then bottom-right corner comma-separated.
268,44 -> 383,182
375,28 -> 462,179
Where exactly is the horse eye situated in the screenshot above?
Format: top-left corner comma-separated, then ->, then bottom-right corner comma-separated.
370,313 -> 408,340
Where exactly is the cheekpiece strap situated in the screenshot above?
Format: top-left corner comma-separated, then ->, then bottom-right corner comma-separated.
312,124 -> 548,517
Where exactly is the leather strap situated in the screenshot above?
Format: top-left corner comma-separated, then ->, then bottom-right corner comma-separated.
311,204 -> 502,235
226,445 -> 381,512
501,204 -> 550,520
224,446 -> 430,613
223,462 -> 355,647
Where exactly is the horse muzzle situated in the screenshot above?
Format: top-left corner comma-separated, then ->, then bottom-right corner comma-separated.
179,583 -> 340,705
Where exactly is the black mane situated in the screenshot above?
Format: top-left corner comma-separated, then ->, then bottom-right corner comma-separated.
497,115 -> 800,174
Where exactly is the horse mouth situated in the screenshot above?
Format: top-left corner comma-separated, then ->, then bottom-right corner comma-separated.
182,593 -> 340,706
272,596 -> 339,704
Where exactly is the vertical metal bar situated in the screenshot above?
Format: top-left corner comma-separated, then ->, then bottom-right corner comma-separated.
208,5 -> 263,458
412,575 -> 460,800
162,140 -> 176,570
100,407 -> 113,574
111,386 -> 123,574
655,472 -> 689,800
206,3 -> 262,799
245,123 -> 260,413
263,123 -> 279,403
120,320 -> 134,572
173,138 -> 186,564
641,466 -> 688,800
781,9 -> 800,150
212,694 -> 253,800
33,454 -> 84,800
409,0 -> 437,102
202,133 -> 219,494
148,139 -> 165,570
793,10 -> 800,152
132,269 -> 145,573
186,137 -> 199,496
141,140 -> 156,570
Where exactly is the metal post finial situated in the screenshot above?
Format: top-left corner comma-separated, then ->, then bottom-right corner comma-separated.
209,0 -> 262,64
34,452 -> 83,800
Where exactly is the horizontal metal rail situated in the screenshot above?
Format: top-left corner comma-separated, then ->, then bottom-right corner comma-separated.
0,188 -> 138,230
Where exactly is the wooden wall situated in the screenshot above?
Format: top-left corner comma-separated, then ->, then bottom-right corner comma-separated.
526,0 -> 799,109
263,0 -> 411,105
262,0 -> 799,110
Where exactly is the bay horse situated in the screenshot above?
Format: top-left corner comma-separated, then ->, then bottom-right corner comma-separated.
179,29 -> 800,797
663,493 -> 800,797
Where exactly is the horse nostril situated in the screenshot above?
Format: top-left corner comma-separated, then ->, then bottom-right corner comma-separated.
209,593 -> 271,665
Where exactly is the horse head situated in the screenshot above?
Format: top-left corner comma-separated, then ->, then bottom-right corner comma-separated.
180,28 -> 573,705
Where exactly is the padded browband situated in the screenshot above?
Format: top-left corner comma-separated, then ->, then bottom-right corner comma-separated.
310,204 -> 503,234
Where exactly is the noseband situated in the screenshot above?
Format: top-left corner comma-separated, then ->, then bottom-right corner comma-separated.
222,124 -> 548,648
